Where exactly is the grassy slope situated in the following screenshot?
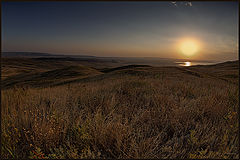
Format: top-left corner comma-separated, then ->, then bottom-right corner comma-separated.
1,58 -> 78,79
1,58 -> 103,89
1,59 -> 239,159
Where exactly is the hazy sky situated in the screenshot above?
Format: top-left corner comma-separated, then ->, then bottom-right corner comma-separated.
2,1 -> 238,61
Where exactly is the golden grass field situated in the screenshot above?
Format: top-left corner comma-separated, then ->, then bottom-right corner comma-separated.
1,58 -> 239,159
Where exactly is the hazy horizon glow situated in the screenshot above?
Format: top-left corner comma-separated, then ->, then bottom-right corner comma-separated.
2,1 -> 239,61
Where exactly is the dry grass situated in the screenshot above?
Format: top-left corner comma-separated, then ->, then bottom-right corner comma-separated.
1,64 -> 239,159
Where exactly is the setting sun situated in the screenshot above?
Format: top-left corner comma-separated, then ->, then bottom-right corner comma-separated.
179,39 -> 199,57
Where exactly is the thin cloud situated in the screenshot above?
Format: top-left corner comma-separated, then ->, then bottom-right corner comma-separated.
171,2 -> 177,7
186,2 -> 193,7
171,1 -> 193,7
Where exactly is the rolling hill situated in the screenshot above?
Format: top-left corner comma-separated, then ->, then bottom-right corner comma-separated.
1,58 -> 238,89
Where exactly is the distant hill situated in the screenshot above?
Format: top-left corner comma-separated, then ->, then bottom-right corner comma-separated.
211,60 -> 239,68
2,52 -> 54,57
1,64 -> 102,89
191,60 -> 239,69
1,52 -> 96,58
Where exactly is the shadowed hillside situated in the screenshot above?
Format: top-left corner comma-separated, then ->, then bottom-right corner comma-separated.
1,58 -> 82,79
1,65 -> 102,89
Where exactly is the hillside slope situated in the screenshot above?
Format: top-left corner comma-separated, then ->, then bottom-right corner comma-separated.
1,59 -> 102,89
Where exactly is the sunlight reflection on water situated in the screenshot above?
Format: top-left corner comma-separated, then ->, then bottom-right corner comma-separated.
177,61 -> 191,66
176,61 -> 217,67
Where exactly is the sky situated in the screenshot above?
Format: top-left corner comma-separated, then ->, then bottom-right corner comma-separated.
1,1 -> 239,61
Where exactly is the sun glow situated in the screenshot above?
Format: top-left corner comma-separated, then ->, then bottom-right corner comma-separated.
179,39 -> 200,57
